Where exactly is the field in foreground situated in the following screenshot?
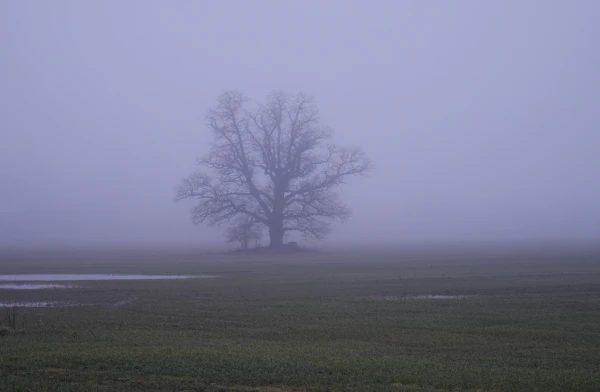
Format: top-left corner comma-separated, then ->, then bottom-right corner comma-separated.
0,246 -> 599,392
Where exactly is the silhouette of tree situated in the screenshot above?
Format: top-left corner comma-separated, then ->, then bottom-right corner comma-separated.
176,91 -> 371,248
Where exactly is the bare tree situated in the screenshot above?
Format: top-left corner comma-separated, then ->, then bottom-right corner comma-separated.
226,216 -> 262,249
176,90 -> 371,249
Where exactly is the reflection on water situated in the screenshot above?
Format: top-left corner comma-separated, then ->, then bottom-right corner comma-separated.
0,283 -> 75,290
367,294 -> 468,301
0,274 -> 218,281
408,295 -> 466,299
0,301 -> 59,308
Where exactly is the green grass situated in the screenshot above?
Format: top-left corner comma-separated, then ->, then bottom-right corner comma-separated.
0,247 -> 599,391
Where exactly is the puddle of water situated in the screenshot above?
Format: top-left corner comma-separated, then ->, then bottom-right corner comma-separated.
0,274 -> 218,282
407,295 -> 466,300
0,301 -> 88,308
367,294 -> 467,301
113,297 -> 135,307
0,301 -> 59,308
0,283 -> 75,290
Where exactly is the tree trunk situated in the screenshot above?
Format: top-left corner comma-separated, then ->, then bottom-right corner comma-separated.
268,222 -> 284,248
269,176 -> 286,248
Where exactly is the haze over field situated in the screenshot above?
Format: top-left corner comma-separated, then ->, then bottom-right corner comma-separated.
1,1 -> 599,248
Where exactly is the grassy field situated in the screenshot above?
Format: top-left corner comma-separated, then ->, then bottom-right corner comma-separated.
0,246 -> 599,391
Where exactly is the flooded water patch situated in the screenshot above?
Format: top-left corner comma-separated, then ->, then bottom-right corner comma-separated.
0,301 -> 88,308
0,274 -> 218,282
0,283 -> 75,290
113,296 -> 137,308
366,294 -> 468,301
0,301 -> 58,308
407,294 -> 466,300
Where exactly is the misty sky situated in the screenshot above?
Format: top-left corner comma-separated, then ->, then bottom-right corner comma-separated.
1,1 -> 599,247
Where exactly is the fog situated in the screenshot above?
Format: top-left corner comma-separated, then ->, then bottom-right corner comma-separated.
1,1 -> 599,248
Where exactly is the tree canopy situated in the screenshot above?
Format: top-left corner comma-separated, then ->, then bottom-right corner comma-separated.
176,90 -> 371,248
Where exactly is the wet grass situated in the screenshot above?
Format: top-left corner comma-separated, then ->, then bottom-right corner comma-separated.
0,246 -> 599,391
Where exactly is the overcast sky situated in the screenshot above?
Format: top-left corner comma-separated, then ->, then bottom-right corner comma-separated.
1,1 -> 599,247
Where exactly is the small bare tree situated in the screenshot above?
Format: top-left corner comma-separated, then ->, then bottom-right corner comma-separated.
226,216 -> 262,249
176,90 -> 371,248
